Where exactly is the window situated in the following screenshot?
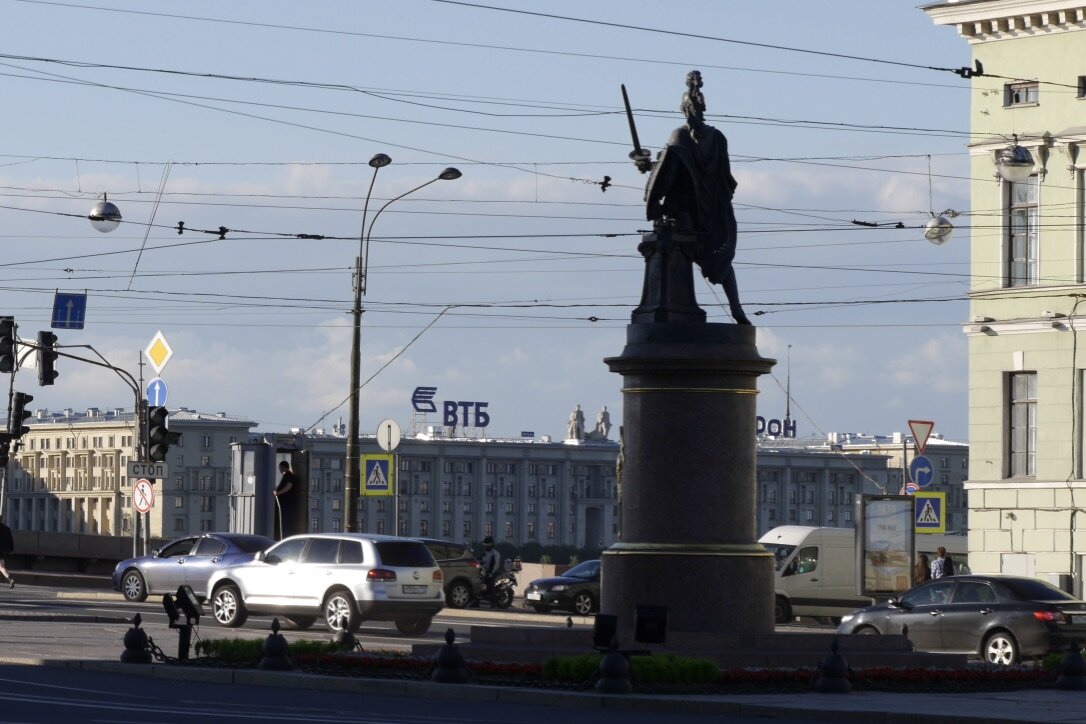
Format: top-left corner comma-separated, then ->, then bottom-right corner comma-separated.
200,456 -> 211,467
174,517 -> 185,531
1006,176 -> 1039,287
1004,81 -> 1038,107
804,510 -> 814,522
442,520 -> 451,537
174,496 -> 183,508
1009,372 -> 1037,477
462,521 -> 471,538
200,496 -> 214,513
1079,75 -> 1086,99
527,522 -> 536,538
547,521 -> 556,539
419,519 -> 429,536
766,488 -> 776,503
803,490 -> 815,504
827,510 -> 835,522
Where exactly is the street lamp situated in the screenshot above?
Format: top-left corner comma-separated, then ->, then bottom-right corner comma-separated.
344,162 -> 461,532
995,135 -> 1036,184
89,193 -> 122,233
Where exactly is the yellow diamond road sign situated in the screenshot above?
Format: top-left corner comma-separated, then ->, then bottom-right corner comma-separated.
144,331 -> 173,375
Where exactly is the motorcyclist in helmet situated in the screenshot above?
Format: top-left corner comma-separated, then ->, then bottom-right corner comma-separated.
478,536 -> 502,607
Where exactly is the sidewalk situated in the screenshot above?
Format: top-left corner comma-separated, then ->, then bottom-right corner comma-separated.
2,589 -> 1084,722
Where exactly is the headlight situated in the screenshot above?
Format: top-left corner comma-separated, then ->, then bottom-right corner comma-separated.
552,584 -> 568,591
840,614 -> 854,624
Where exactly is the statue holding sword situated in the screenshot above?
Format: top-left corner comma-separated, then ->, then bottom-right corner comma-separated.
623,71 -> 750,325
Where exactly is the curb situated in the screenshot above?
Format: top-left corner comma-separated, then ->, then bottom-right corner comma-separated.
0,613 -> 129,624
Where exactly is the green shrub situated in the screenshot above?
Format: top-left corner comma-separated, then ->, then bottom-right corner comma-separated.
542,652 -> 719,685
195,637 -> 341,663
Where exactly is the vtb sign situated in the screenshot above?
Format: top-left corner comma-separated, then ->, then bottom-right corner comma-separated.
411,386 -> 490,428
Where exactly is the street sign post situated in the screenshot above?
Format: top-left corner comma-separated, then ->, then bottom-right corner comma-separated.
133,479 -> 155,514
146,377 -> 168,407
909,455 -> 934,488
51,292 -> 87,330
908,419 -> 935,455
128,461 -> 169,479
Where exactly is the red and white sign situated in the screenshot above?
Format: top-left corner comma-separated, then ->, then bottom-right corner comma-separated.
133,478 -> 155,514
908,419 -> 935,455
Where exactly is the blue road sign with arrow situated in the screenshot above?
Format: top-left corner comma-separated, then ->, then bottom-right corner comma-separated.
910,455 -> 934,488
51,292 -> 87,330
147,377 -> 168,407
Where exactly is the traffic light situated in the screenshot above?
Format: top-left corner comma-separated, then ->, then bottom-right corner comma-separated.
0,317 -> 15,373
9,391 -> 33,438
37,331 -> 58,386
147,405 -> 178,462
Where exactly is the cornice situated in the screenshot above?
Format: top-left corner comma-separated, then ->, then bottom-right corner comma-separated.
924,1 -> 1086,43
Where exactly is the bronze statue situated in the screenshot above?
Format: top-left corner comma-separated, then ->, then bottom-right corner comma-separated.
626,71 -> 749,325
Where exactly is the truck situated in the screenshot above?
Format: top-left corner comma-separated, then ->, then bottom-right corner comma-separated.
758,525 -> 968,624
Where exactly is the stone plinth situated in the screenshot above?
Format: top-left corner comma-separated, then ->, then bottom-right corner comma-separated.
602,321 -> 774,648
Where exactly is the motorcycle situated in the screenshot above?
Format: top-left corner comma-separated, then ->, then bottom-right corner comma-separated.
478,563 -> 519,609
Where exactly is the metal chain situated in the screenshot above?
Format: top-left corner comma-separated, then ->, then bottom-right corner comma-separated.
144,635 -> 178,664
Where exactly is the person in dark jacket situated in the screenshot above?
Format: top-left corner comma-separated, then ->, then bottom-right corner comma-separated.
0,519 -> 14,588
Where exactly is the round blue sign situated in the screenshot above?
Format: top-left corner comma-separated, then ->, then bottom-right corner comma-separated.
909,455 -> 934,488
146,377 -> 168,407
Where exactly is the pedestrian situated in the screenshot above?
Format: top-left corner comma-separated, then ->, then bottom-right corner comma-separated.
930,546 -> 949,580
0,518 -> 15,588
943,549 -> 956,578
273,460 -> 298,539
477,536 -> 502,607
915,553 -> 931,585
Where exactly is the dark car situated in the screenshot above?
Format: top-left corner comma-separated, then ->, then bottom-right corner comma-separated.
524,559 -> 600,615
417,538 -> 483,608
838,574 -> 1086,665
112,532 -> 274,602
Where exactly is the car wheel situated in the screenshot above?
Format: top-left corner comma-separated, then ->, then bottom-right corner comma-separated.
120,569 -> 147,603
572,591 -> 595,616
983,630 -> 1019,666
286,616 -> 316,630
395,617 -> 433,636
774,595 -> 792,624
531,604 -> 551,614
856,625 -> 880,635
446,580 -> 473,609
211,584 -> 248,628
324,590 -> 360,633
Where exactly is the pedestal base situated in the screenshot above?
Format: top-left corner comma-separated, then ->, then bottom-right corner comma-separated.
602,542 -> 773,647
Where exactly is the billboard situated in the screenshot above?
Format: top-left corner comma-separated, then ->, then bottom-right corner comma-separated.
858,495 -> 915,598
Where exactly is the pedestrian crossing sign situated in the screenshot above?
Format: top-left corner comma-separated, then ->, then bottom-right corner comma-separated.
362,454 -> 394,496
914,491 -> 945,534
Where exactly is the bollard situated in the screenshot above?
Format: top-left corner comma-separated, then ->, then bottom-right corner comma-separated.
332,614 -> 360,652
1057,640 -> 1086,691
813,637 -> 851,693
431,628 -> 470,683
595,638 -> 632,694
259,618 -> 293,671
120,613 -> 152,664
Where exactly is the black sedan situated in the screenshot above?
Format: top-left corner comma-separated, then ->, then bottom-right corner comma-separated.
112,533 -> 274,602
524,559 -> 600,615
838,574 -> 1086,665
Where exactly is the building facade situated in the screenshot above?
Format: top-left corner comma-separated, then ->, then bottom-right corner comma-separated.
925,1 -> 1086,591
2,407 -> 256,538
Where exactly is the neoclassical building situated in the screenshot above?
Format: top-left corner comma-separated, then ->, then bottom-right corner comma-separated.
925,1 -> 1086,591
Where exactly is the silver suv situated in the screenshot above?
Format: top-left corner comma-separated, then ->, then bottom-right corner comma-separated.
207,533 -> 444,635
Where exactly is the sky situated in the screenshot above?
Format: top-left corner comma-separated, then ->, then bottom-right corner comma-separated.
0,0 -> 980,443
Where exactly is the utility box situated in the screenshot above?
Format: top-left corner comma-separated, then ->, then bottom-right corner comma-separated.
230,435 -> 309,540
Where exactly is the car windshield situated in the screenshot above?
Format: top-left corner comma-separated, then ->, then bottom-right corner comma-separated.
376,541 -> 434,567
230,535 -> 273,553
563,560 -> 600,579
1002,578 -> 1078,602
762,544 -> 796,571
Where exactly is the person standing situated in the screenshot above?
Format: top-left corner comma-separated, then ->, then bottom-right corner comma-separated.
942,548 -> 956,578
477,536 -> 502,607
0,518 -> 15,588
273,460 -> 298,539
930,547 -> 949,580
915,553 -> 931,585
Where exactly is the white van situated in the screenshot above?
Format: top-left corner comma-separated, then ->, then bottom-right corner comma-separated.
759,525 -> 968,623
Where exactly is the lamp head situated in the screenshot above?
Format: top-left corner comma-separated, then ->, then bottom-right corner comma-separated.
369,153 -> 392,169
89,194 -> 122,233
438,167 -> 462,181
996,139 -> 1035,183
924,214 -> 954,245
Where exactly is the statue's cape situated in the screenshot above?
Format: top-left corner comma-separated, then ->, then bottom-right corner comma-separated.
644,124 -> 737,284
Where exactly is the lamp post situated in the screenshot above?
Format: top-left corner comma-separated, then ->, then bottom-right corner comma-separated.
344,162 -> 462,532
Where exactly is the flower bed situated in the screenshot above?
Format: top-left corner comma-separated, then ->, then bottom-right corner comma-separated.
191,638 -> 1066,694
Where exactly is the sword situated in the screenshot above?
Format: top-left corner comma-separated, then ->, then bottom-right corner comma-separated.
621,84 -> 651,166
